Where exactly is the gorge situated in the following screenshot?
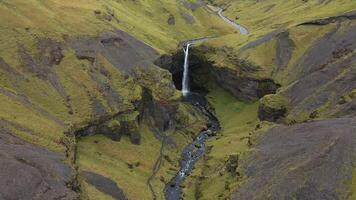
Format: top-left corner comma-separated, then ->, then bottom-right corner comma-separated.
0,1 -> 356,200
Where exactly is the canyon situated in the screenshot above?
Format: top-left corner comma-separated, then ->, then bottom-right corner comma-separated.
0,0 -> 356,200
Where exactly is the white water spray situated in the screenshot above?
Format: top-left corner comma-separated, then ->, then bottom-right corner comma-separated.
182,43 -> 191,96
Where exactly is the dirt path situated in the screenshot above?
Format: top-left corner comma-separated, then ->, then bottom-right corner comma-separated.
147,137 -> 166,200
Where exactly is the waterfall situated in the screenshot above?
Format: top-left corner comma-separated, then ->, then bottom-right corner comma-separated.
182,43 -> 191,96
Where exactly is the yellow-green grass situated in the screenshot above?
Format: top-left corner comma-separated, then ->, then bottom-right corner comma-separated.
0,0 -> 235,154
201,0 -> 356,79
223,0 -> 356,36
350,169 -> 356,200
77,118 -> 206,200
274,22 -> 338,85
0,92 -> 65,152
77,125 -> 163,200
80,180 -> 115,200
181,86 -> 265,199
0,0 -> 234,54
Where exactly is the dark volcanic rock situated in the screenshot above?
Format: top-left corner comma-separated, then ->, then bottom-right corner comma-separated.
77,111 -> 141,145
18,38 -> 68,101
233,118 -> 356,200
183,0 -> 204,11
283,23 -> 356,120
167,14 -> 176,25
226,154 -> 239,176
138,88 -> 177,132
275,31 -> 295,72
212,67 -> 279,102
68,29 -> 159,74
156,47 -> 280,102
81,171 -> 127,200
180,12 -> 195,24
299,10 -> 356,26
0,130 -> 77,200
258,94 -> 288,122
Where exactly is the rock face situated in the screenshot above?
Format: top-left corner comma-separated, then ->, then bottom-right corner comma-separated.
81,171 -> 127,200
69,29 -> 160,75
258,94 -> 288,122
226,154 -> 239,176
167,14 -> 176,25
299,10 -> 356,26
233,118 -> 356,200
212,67 -> 280,102
155,47 -> 280,102
76,111 -> 141,144
281,23 -> 356,121
0,130 -> 77,200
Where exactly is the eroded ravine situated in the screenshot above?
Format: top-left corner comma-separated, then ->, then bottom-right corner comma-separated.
164,7 -> 248,199
164,93 -> 220,200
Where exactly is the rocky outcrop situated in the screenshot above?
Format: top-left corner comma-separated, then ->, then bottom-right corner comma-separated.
155,46 -> 280,102
0,129 -> 78,200
75,110 -> 140,144
212,67 -> 280,102
258,94 -> 288,122
168,14 -> 176,25
275,31 -> 295,72
233,118 -> 356,200
226,154 -> 239,176
81,171 -> 127,200
299,10 -> 356,26
138,89 -> 177,133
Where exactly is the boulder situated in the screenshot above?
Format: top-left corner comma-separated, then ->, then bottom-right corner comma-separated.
258,94 -> 288,122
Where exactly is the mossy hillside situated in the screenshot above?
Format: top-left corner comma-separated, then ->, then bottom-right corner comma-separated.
201,21 -> 339,82
350,169 -> 356,200
221,0 -> 356,35
77,127 -> 161,200
0,1 -> 236,199
133,66 -> 181,102
0,0 -> 234,54
77,102 -> 208,200
273,23 -> 338,84
0,0 -> 234,149
198,14 -> 355,122
200,0 -> 356,81
181,86 -> 272,199
259,94 -> 287,111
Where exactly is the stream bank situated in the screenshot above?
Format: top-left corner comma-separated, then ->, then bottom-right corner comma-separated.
165,92 -> 220,200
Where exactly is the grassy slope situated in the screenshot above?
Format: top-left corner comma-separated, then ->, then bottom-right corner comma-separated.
0,0 -> 234,151
180,0 -> 356,198
77,103 -> 208,200
204,0 -> 356,76
181,86 -> 273,199
0,0 -> 234,199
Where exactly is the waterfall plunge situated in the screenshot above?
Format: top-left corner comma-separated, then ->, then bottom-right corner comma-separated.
182,43 -> 191,96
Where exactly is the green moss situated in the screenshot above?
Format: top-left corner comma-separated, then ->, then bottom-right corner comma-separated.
180,85 -> 266,199
105,120 -> 121,129
260,94 -> 287,110
117,111 -> 139,122
80,179 -> 115,200
350,169 -> 356,200
133,66 -> 181,102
